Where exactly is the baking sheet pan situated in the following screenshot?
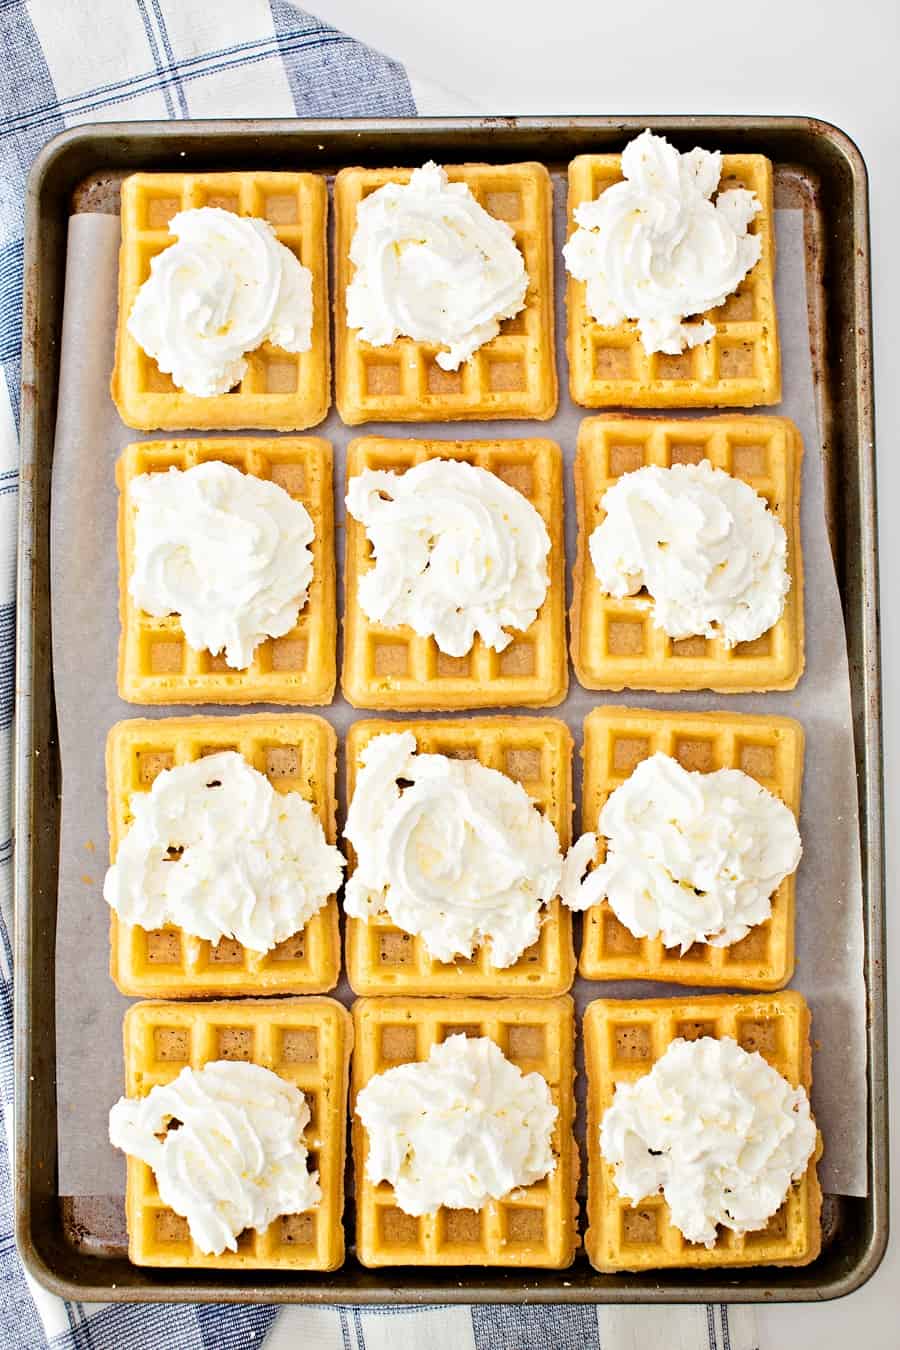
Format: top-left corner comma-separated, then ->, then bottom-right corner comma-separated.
14,117 -> 886,1304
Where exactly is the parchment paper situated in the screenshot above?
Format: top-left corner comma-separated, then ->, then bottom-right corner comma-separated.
52,187 -> 867,1200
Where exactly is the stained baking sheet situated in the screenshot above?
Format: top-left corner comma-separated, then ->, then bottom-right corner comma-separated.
51,184 -> 866,1208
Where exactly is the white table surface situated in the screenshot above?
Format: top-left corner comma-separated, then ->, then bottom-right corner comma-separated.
320,1 -> 897,1340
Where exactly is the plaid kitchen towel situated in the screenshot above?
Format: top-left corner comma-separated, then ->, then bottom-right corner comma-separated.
0,3 -> 761,1348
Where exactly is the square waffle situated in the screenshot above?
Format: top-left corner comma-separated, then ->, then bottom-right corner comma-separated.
117,437 -> 336,705
342,437 -> 567,710
571,414 -> 804,692
121,996 -> 351,1269
584,991 -> 822,1272
344,716 -> 575,997
352,995 -> 579,1267
566,152 -> 780,407
111,171 -> 330,430
334,163 -> 557,424
107,714 -> 340,997
578,706 -> 804,988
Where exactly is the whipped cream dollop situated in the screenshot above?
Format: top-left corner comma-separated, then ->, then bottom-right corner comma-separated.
128,206 -> 313,396
589,459 -> 789,647
104,751 -> 344,952
563,129 -> 762,355
130,461 -> 314,670
109,1060 -> 319,1254
345,160 -> 528,370
356,1034 -> 557,1215
343,731 -> 567,967
600,1035 -> 817,1246
563,753 -> 801,951
346,459 -> 549,657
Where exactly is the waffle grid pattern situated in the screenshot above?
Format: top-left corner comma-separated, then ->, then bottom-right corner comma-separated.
352,996 -> 579,1268
117,438 -> 336,705
343,437 -> 567,709
566,153 -> 780,408
107,715 -> 341,997
571,415 -> 804,692
111,171 -> 330,430
122,998 -> 351,1269
584,992 -> 822,1272
345,717 -> 575,996
578,707 -> 804,988
334,163 -> 557,424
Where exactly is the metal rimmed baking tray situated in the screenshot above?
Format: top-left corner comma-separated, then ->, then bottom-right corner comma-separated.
15,116 -> 885,1304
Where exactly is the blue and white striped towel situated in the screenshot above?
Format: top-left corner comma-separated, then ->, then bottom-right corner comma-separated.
0,3 -> 760,1346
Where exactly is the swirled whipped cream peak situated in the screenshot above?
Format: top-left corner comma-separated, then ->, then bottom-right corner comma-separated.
600,1035 -> 817,1246
356,1034 -> 557,1215
589,459 -> 789,647
345,160 -> 528,370
103,751 -> 345,952
346,459 -> 550,657
129,460 -> 314,670
562,753 -> 802,951
109,1060 -> 320,1254
343,731 -> 567,967
563,129 -> 762,355
128,206 -> 313,396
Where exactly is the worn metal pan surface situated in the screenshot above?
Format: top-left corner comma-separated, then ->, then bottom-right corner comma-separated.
15,116 -> 885,1304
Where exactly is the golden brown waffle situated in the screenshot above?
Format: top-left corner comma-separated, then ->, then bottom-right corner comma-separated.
117,437 -> 336,705
352,996 -> 579,1267
344,717 -> 575,997
334,163 -> 557,424
584,991 -> 822,1272
571,414 -> 804,692
578,707 -> 804,988
121,997 -> 351,1270
566,152 -> 780,407
342,437 -> 567,710
107,715 -> 340,997
111,172 -> 330,430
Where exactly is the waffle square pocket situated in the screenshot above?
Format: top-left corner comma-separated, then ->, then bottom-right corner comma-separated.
571,414 -> 804,692
111,171 -> 330,430
578,706 -> 803,988
342,437 -> 567,710
345,716 -> 575,997
566,152 -> 779,408
352,996 -> 579,1267
117,437 -> 336,705
334,163 -> 557,424
584,992 -> 822,1272
107,715 -> 340,997
120,997 -> 351,1269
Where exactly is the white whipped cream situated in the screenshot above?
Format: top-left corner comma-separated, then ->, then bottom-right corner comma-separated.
589,459 -> 789,647
563,129 -> 762,355
346,459 -> 549,657
343,731 -> 566,967
563,753 -> 801,951
129,460 -> 314,670
128,206 -> 313,396
600,1035 -> 816,1246
345,160 -> 528,370
104,751 -> 344,952
356,1034 -> 557,1215
109,1060 -> 319,1254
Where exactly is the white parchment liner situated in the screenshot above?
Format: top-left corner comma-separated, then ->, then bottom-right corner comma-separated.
51,189 -> 867,1199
